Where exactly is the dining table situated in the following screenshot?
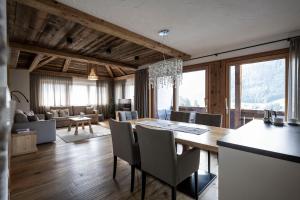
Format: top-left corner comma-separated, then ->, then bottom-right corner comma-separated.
129,118 -> 235,198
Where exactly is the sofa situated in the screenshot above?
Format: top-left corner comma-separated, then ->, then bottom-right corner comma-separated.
12,119 -> 56,144
44,106 -> 99,128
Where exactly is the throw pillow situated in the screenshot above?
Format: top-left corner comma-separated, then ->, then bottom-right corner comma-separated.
59,109 -> 69,117
14,111 -> 28,123
27,115 -> 39,122
25,111 -> 39,121
86,107 -> 94,114
50,109 -> 59,118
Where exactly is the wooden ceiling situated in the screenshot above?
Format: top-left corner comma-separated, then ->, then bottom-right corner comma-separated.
7,0 -> 190,78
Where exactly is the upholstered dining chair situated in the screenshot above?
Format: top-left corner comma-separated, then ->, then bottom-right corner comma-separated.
194,113 -> 222,127
170,111 -> 192,123
136,125 -> 200,200
117,111 -> 139,121
194,113 -> 222,169
109,119 -> 140,192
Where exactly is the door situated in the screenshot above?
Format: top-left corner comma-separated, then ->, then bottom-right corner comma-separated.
226,57 -> 288,129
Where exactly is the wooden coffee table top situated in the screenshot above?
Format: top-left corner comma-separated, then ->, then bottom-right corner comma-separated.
69,117 -> 91,122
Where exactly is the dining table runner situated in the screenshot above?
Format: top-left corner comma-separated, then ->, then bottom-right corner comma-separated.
136,120 -> 208,135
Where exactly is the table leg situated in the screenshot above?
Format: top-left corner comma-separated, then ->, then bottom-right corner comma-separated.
208,151 -> 211,173
82,122 -> 85,130
177,151 -> 216,198
75,122 -> 78,135
89,120 -> 93,134
68,123 -> 71,132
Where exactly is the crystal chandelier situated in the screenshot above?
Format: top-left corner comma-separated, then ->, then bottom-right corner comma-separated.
148,58 -> 183,88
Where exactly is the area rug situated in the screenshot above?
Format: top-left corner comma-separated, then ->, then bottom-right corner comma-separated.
56,125 -> 111,143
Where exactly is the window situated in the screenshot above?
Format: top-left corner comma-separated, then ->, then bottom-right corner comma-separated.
39,76 -> 71,107
71,78 -> 97,106
157,83 -> 173,110
179,70 -> 206,107
228,58 -> 286,129
241,59 -> 285,111
125,77 -> 135,108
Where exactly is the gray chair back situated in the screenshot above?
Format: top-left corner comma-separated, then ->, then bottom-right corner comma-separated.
131,111 -> 138,120
117,111 -> 139,121
109,119 -> 138,165
118,111 -> 127,121
136,125 -> 177,186
170,111 -> 191,123
195,113 -> 222,127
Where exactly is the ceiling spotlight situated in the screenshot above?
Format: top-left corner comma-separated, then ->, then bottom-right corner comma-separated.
158,29 -> 169,37
66,36 -> 73,44
105,48 -> 112,54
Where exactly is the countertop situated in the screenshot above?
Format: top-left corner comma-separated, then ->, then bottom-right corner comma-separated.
217,120 -> 300,163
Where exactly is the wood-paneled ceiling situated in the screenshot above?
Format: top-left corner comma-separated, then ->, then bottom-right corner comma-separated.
7,0 -> 190,78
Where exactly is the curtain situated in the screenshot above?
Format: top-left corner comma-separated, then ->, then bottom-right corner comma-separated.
30,74 -> 72,113
30,74 -> 42,113
97,79 -> 113,118
134,69 -> 149,118
71,77 -> 97,106
288,38 -> 300,122
125,77 -> 135,110
114,79 -> 126,105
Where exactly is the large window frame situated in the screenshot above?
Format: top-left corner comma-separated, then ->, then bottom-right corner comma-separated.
225,50 -> 289,128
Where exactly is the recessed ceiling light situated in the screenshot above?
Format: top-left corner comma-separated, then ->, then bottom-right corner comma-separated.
66,36 -> 73,44
158,29 -> 169,37
105,48 -> 112,54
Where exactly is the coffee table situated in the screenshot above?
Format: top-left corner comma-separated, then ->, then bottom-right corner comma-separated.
68,117 -> 93,135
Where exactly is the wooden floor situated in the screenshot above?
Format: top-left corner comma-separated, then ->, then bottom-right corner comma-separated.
10,123 -> 219,200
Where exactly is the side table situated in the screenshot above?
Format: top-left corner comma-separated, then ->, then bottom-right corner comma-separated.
11,131 -> 38,156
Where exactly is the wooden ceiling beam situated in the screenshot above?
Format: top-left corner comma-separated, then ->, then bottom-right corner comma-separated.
105,65 -> 114,78
8,49 -> 20,68
10,42 -> 137,70
115,67 -> 126,76
114,74 -> 135,81
16,0 -> 191,60
29,54 -> 44,72
32,69 -> 112,80
62,58 -> 71,72
37,56 -> 57,68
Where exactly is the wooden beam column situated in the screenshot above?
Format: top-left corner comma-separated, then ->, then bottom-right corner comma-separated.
29,54 -> 44,72
62,58 -> 71,72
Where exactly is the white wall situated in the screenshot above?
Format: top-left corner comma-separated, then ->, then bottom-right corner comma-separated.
184,40 -> 290,66
8,69 -> 30,112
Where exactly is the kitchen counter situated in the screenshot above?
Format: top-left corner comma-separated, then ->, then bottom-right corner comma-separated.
217,119 -> 300,163
217,120 -> 300,200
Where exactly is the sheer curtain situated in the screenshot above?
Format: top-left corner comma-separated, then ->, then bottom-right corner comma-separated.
30,74 -> 72,112
288,38 -> 300,122
114,80 -> 125,104
71,77 -> 97,106
125,77 -> 135,110
97,79 -> 113,118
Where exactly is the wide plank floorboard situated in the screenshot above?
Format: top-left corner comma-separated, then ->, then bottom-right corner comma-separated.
10,124 -> 218,200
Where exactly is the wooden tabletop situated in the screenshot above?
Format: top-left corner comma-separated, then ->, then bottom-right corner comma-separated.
129,118 -> 234,153
69,117 -> 91,122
